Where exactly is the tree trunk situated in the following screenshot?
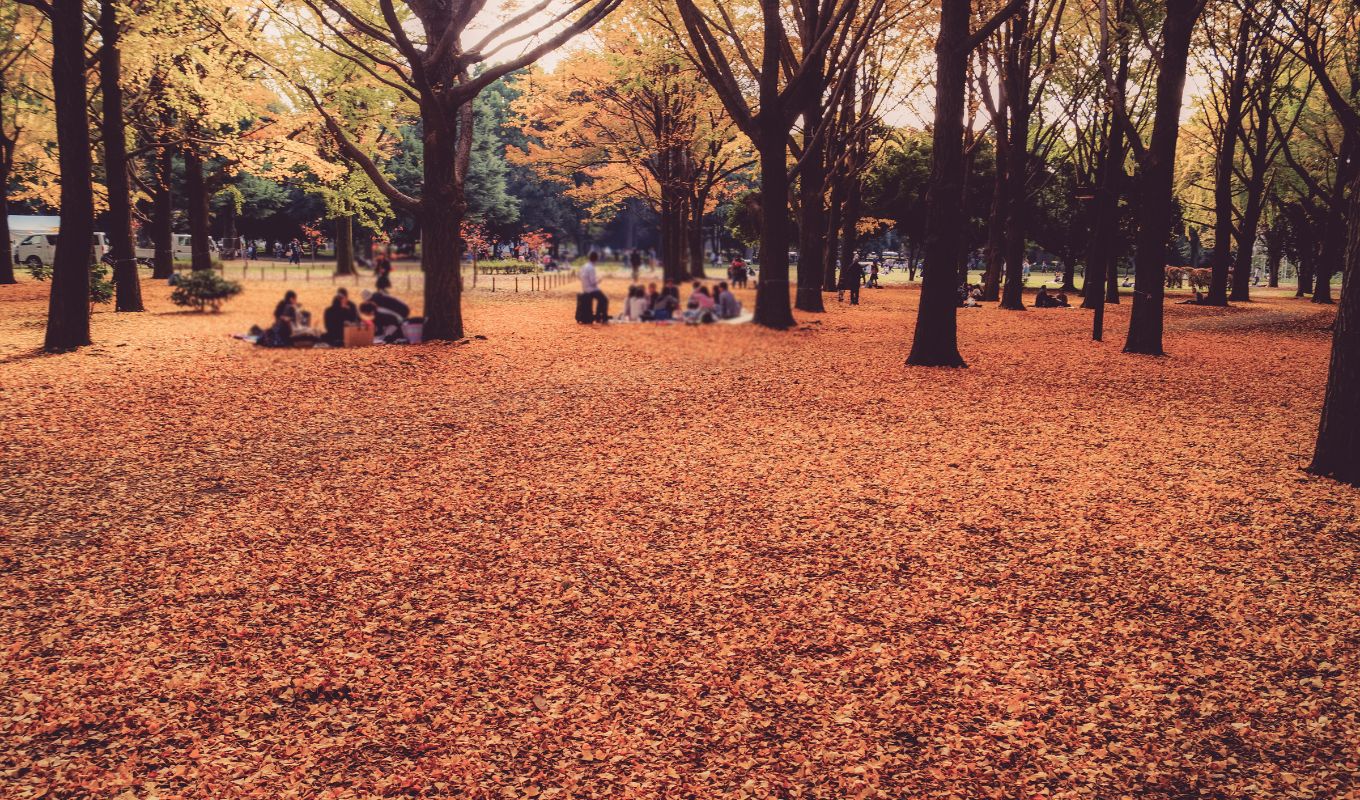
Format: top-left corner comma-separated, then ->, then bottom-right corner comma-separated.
335,214 -> 355,275
1308,173 -> 1360,485
795,121 -> 827,311
1124,0 -> 1200,356
421,113 -> 465,341
100,0 -> 142,311
152,146 -> 174,279
981,126 -> 1007,302
184,148 -> 213,271
1266,223 -> 1283,287
907,0 -> 968,367
1206,19 -> 1251,306
0,158 -> 13,284
999,7 -> 1030,311
44,0 -> 94,351
839,173 -> 862,290
824,174 -> 844,291
689,194 -> 706,278
753,128 -> 796,328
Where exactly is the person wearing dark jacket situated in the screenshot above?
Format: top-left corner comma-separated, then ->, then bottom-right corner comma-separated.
362,289 -> 410,319
323,290 -> 360,346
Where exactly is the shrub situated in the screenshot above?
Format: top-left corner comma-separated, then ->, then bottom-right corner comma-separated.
89,261 -> 114,307
170,270 -> 243,312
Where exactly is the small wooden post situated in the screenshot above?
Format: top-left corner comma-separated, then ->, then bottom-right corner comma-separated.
515,276 -> 519,293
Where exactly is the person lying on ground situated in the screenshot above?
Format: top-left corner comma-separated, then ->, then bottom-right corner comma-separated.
324,289 -> 360,346
360,301 -> 404,342
716,282 -> 742,319
1054,292 -> 1071,307
362,288 -> 410,320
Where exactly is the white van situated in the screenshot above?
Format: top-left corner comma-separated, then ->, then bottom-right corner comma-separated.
14,232 -> 109,269
135,234 -> 217,264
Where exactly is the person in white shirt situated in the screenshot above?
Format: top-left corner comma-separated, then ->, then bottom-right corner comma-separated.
579,251 -> 608,322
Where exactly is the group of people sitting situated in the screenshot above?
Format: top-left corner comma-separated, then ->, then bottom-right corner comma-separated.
615,280 -> 744,323
256,287 -> 415,347
957,283 -> 1072,308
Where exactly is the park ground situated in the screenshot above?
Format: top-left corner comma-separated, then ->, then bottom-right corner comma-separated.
1,270 -> 1358,799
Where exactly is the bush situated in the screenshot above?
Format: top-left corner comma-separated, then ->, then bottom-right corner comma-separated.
89,261 -> 114,306
170,270 -> 243,312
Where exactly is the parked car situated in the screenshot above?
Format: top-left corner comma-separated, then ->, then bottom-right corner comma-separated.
135,234 -> 217,265
14,232 -> 109,269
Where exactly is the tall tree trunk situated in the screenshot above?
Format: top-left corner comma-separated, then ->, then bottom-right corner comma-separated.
1308,172 -> 1360,485
44,0 -> 94,350
0,152 -> 14,284
151,146 -> 174,279
999,7 -> 1030,311
1124,0 -> 1201,355
796,120 -> 827,311
824,174 -> 844,291
421,113 -> 465,341
981,124 -> 1007,302
753,127 -> 796,328
907,0 -> 969,367
1084,116 -> 1123,312
1206,19 -> 1251,306
689,192 -> 706,278
99,0 -> 142,311
839,172 -> 862,290
1297,240 -> 1316,298
184,148 -> 213,271
1315,133 -> 1356,304
335,214 -> 355,275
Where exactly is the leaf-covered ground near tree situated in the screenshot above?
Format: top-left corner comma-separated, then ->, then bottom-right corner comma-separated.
1,277 -> 1357,799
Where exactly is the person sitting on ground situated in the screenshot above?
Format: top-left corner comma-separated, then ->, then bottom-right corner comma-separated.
683,286 -> 717,323
1034,286 -> 1055,308
690,283 -> 716,311
662,280 -> 681,301
648,285 -> 678,320
359,301 -> 404,342
715,282 -> 742,319
324,289 -> 360,346
970,285 -> 983,301
275,290 -> 301,325
1054,291 -> 1071,308
620,285 -> 649,321
962,286 -> 980,308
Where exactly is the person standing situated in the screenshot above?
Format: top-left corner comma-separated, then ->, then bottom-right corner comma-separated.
581,251 -> 608,322
629,249 -> 642,282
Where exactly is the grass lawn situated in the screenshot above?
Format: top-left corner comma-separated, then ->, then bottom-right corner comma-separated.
0,275 -> 1355,798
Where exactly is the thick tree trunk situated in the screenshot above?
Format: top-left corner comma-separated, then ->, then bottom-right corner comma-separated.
1125,0 -> 1200,356
184,148 -> 213,271
1206,19 -> 1251,306
753,129 -> 796,328
421,116 -> 465,341
151,147 -> 174,279
44,0 -> 94,350
1297,243 -> 1316,298
907,0 -> 968,367
99,0 -> 142,311
335,214 -> 355,275
1308,174 -> 1360,485
795,122 -> 827,311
